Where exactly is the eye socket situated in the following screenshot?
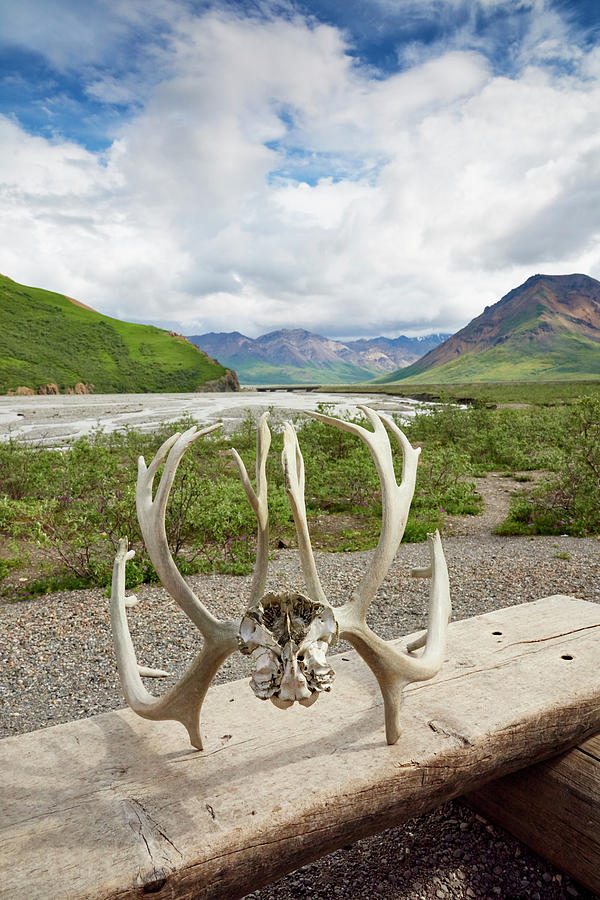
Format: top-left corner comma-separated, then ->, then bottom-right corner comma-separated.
297,654 -> 304,661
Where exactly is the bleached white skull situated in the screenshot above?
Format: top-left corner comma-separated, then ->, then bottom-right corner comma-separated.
238,591 -> 338,708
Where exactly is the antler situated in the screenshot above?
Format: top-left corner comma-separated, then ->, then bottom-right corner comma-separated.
136,425 -> 234,640
111,424 -> 239,750
337,530 -> 450,744
110,408 -> 450,749
307,406 -> 420,620
303,406 -> 451,744
282,421 -> 328,605
110,538 -> 236,750
230,412 -> 271,604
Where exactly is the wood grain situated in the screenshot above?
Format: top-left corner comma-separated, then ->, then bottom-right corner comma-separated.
1,595 -> 599,900
466,733 -> 600,894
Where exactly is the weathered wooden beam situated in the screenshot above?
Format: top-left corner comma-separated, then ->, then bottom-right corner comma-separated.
1,595 -> 599,900
466,732 -> 600,895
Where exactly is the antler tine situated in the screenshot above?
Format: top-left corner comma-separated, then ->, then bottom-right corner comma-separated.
111,539 -> 236,750
151,424 -> 221,520
137,422 -> 236,640
405,530 -> 451,670
336,530 -> 451,744
144,431 -> 181,481
307,405 -> 420,620
281,421 -> 328,605
304,406 -> 451,744
406,533 -> 451,653
230,411 -> 271,603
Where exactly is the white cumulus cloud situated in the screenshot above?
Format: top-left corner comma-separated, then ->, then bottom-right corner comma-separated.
1,1 -> 600,339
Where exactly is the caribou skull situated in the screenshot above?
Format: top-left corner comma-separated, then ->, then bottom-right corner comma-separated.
111,407 -> 451,749
238,590 -> 337,707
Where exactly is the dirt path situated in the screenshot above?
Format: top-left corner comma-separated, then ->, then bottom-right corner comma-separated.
444,472 -> 543,537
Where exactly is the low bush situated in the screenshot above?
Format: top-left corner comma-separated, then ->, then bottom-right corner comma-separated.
495,396 -> 600,537
405,402 -> 569,472
9,392 -> 598,599
0,405 -> 484,597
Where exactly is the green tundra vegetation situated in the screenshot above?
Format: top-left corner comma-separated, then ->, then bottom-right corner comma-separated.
0,274 -> 227,393
407,395 -> 600,536
322,379 -> 600,406
0,407 -> 475,598
1,384 -> 600,600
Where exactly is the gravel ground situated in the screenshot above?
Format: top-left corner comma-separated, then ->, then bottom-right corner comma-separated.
1,476 -> 599,899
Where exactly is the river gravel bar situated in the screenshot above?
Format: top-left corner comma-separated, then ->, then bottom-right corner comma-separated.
0,390 -> 423,445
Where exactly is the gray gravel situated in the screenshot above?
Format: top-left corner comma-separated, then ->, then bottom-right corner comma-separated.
1,528 -> 599,900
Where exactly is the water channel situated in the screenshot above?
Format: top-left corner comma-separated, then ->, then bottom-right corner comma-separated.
0,391 -> 425,446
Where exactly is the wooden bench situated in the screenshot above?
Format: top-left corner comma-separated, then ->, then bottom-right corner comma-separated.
1,594 -> 599,900
467,732 -> 600,894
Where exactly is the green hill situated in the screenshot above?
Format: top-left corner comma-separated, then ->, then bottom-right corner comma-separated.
379,273 -> 600,384
0,274 -> 233,394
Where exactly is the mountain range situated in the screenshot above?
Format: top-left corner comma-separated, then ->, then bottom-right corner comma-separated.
4,270 -> 599,394
379,273 -> 600,384
0,274 -> 237,394
186,329 -> 449,384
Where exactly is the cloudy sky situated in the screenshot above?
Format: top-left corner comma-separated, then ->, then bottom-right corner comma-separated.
1,0 -> 600,339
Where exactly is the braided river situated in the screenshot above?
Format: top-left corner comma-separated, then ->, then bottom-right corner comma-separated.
0,390 -> 424,446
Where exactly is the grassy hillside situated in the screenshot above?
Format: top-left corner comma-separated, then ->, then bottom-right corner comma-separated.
385,327 -> 600,384
378,274 -> 600,385
0,275 -> 228,393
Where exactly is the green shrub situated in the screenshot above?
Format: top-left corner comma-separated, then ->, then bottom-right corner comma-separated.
0,420 -> 293,594
496,396 -> 600,536
12,396 -> 592,598
403,515 -> 443,543
405,403 -> 569,472
413,445 -> 481,517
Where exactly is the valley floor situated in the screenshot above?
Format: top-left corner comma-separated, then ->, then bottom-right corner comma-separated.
1,479 -> 598,899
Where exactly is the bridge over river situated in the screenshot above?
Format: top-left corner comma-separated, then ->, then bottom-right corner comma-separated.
253,384 -> 322,392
